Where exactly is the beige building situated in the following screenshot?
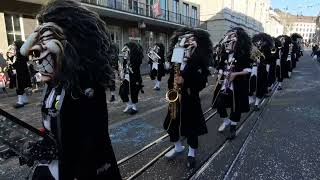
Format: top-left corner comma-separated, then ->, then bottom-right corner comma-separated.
187,0 -> 271,45
276,9 -> 317,43
0,0 -> 200,54
265,9 -> 284,37
316,13 -> 320,43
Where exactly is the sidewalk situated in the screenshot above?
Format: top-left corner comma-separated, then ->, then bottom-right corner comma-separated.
225,55 -> 320,179
0,88 -> 43,99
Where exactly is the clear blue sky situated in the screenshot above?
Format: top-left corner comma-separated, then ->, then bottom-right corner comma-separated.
271,0 -> 320,16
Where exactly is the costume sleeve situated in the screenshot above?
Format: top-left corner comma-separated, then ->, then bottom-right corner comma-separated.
182,63 -> 208,93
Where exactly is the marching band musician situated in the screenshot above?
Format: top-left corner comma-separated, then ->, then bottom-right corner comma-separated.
19,0 -> 122,179
147,43 -> 165,90
6,41 -> 32,108
119,42 -> 144,115
213,27 -> 252,139
163,27 -> 212,168
287,41 -> 293,78
269,37 -> 282,90
290,33 -> 302,69
276,35 -> 291,90
108,43 -> 120,102
248,33 -> 274,111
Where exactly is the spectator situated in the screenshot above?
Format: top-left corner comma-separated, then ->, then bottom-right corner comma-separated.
9,40 -> 32,108
0,67 -> 7,94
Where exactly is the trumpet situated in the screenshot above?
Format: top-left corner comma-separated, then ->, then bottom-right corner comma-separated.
250,46 -> 265,62
271,47 -> 277,54
147,46 -> 161,63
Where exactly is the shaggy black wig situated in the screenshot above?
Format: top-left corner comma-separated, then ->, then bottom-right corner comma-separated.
273,37 -> 281,48
108,43 -> 119,69
124,41 -> 144,66
252,33 -> 274,59
11,40 -> 27,61
37,0 -> 113,92
167,27 -> 213,69
291,33 -> 303,42
228,27 -> 252,62
277,35 -> 291,52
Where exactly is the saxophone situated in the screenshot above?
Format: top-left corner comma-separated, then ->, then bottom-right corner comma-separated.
165,34 -> 194,120
165,63 -> 181,120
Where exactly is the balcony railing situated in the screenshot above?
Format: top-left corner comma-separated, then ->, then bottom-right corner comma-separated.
81,0 -> 200,28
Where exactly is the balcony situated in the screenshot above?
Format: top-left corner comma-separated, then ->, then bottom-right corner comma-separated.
81,0 -> 200,29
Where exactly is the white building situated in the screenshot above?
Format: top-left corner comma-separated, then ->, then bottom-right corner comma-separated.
187,0 -> 271,45
276,10 -> 316,44
265,9 -> 284,37
288,21 -> 316,43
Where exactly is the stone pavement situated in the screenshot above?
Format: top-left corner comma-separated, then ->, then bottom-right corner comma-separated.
204,52 -> 320,179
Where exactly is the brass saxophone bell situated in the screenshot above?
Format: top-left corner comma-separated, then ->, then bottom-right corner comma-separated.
165,89 -> 179,103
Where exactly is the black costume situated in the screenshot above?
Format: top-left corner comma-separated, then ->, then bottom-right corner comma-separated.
108,44 -> 119,102
163,28 -> 212,168
148,43 -> 165,90
11,41 -> 32,95
268,37 -> 281,88
290,33 -> 303,69
20,0 -> 121,179
276,35 -> 291,88
248,33 -> 273,108
119,41 -> 143,114
212,27 -> 252,139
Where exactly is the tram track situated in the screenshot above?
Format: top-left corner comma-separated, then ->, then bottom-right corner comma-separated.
189,83 -> 278,180
123,83 -> 278,180
123,108 -> 217,180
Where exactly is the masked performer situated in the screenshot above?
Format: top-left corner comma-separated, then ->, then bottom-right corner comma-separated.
119,42 -> 143,115
108,44 -> 119,102
7,41 -> 32,108
213,27 -> 252,139
276,35 -> 291,90
248,33 -> 273,111
20,0 -> 122,179
267,38 -> 278,92
291,33 -> 302,69
148,43 -> 165,90
211,42 -> 228,106
163,27 -> 212,168
269,37 -> 282,89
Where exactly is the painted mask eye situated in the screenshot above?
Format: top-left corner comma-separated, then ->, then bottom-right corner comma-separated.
31,50 -> 41,58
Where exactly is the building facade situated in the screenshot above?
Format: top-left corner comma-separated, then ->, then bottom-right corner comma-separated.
0,0 -> 200,55
315,13 -> 320,44
187,0 -> 270,45
265,8 -> 284,37
276,9 -> 317,44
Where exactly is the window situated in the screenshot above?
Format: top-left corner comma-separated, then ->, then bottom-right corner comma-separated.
4,14 -> 23,45
129,0 -> 138,13
182,3 -> 189,25
146,0 -> 153,16
172,0 -> 179,22
160,0 -> 167,20
182,3 -> 189,17
191,6 -> 197,27
107,25 -> 122,50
